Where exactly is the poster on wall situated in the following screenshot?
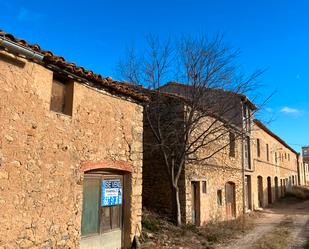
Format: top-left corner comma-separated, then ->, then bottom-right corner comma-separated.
101,179 -> 122,206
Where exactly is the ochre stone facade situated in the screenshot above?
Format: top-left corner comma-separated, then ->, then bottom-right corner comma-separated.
250,120 -> 299,210
143,96 -> 244,225
297,156 -> 306,186
0,51 -> 143,248
183,115 -> 244,225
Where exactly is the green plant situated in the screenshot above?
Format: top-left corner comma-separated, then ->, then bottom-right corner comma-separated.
286,186 -> 309,200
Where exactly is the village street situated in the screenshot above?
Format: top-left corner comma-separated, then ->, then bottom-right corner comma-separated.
217,199 -> 309,249
1,2 -> 309,249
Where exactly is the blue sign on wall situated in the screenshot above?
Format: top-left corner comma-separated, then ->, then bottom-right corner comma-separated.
101,179 -> 122,206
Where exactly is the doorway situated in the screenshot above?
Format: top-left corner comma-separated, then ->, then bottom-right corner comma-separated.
191,181 -> 200,225
225,182 -> 236,219
267,177 -> 272,205
274,177 -> 279,201
257,176 -> 263,208
244,175 -> 252,211
81,174 -> 123,249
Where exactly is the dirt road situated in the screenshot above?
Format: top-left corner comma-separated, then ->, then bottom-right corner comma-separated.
217,199 -> 309,249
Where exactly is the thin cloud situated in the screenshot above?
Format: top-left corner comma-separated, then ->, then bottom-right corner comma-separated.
280,106 -> 301,115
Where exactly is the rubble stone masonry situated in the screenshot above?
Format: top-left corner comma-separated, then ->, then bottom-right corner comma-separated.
143,101 -> 244,225
183,115 -> 244,224
0,51 -> 143,248
251,121 -> 299,209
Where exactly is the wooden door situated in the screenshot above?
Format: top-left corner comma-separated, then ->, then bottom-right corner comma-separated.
267,177 -> 272,205
225,182 -> 236,219
81,174 -> 123,249
257,176 -> 263,208
274,177 -> 279,201
244,176 -> 251,211
191,181 -> 199,225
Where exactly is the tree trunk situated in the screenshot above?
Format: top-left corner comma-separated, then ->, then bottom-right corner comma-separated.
173,185 -> 182,226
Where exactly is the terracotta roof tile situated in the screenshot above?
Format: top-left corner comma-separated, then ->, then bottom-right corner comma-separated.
0,29 -> 148,102
160,81 -> 257,110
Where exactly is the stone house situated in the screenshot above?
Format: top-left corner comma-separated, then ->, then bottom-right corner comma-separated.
302,162 -> 309,186
302,147 -> 309,185
297,155 -> 306,186
159,82 -> 257,213
0,31 -> 146,249
305,163 -> 309,185
250,120 -> 299,209
141,82 -> 257,225
303,146 -> 309,164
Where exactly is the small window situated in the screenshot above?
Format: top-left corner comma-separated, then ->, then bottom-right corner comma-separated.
285,153 -> 287,159
229,132 -> 236,158
217,189 -> 222,206
50,75 -> 74,116
202,181 -> 207,193
257,139 -> 260,157
275,152 -> 277,164
266,144 -> 269,162
288,154 -> 290,161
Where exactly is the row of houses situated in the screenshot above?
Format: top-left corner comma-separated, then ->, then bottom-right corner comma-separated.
141,82 -> 304,226
0,31 -> 307,249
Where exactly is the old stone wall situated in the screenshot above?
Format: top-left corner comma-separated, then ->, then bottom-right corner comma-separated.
0,51 -> 143,248
302,164 -> 309,185
143,99 -> 244,225
251,122 -> 298,209
142,97 -> 185,220
298,156 -> 305,186
183,115 -> 244,224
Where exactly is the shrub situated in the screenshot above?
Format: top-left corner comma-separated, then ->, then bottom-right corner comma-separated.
142,210 -> 160,232
285,186 -> 309,200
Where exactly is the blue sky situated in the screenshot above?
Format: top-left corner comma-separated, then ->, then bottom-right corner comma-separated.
1,0 -> 309,152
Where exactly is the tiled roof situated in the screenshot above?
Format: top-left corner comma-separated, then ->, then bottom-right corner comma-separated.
253,119 -> 298,155
159,82 -> 257,110
0,30 -> 148,102
120,82 -> 242,132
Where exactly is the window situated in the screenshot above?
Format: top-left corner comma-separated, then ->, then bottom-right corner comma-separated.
304,149 -> 308,156
288,154 -> 290,161
202,181 -> 207,193
285,153 -> 287,160
217,189 -> 222,206
275,152 -> 277,164
243,105 -> 251,132
266,144 -> 269,162
50,75 -> 74,116
257,139 -> 260,157
229,132 -> 236,157
244,136 -> 252,169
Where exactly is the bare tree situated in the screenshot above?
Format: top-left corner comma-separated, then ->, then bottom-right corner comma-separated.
117,34 -> 264,226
